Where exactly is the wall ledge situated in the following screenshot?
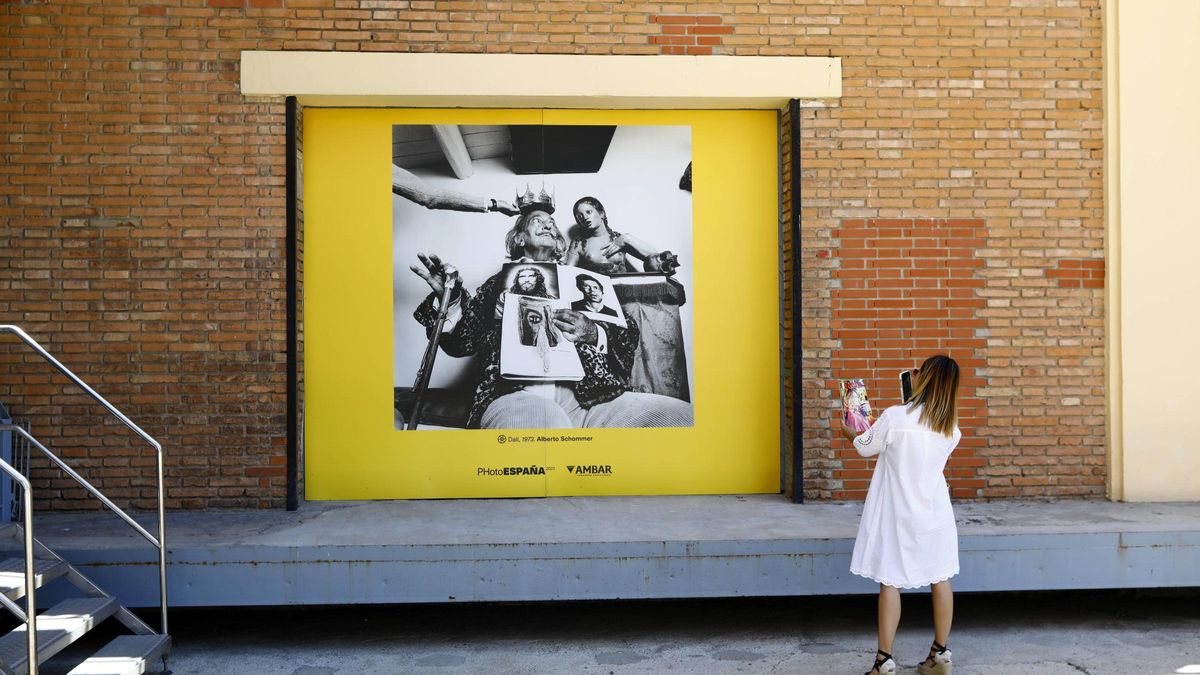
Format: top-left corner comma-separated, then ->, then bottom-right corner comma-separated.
240,52 -> 841,109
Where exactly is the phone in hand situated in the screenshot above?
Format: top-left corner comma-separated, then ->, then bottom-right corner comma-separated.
899,369 -> 913,404
840,379 -> 873,433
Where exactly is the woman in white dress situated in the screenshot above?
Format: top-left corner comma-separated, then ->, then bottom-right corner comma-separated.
840,355 -> 962,675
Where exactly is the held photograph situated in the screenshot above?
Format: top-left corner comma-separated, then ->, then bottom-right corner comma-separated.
391,124 -> 695,431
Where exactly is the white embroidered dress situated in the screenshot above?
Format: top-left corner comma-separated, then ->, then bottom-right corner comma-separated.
850,404 -> 961,589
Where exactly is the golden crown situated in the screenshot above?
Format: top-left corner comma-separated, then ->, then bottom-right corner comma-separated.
515,184 -> 555,215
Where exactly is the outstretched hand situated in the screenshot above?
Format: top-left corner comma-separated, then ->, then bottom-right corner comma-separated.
410,253 -> 458,298
492,199 -> 519,217
552,309 -> 598,346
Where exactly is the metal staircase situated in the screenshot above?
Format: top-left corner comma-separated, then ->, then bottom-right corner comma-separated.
0,325 -> 169,675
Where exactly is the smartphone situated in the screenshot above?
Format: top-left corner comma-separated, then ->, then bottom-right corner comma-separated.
899,370 -> 913,404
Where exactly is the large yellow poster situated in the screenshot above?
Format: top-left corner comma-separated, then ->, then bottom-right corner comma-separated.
304,109 -> 779,499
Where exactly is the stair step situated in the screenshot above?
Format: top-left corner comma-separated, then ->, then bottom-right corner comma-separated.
67,634 -> 172,675
0,558 -> 69,601
0,596 -> 119,674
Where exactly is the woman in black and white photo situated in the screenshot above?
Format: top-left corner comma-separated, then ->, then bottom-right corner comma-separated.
564,196 -> 672,275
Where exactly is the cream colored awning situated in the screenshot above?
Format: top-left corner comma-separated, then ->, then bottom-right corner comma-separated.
240,51 -> 840,109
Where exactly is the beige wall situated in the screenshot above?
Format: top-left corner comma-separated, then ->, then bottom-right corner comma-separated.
1108,0 -> 1200,500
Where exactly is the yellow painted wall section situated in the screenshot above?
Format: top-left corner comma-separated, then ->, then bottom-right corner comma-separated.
1112,0 -> 1200,500
303,109 -> 780,500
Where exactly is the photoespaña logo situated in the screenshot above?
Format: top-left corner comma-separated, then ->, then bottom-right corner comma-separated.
477,465 -> 547,476
566,464 -> 613,476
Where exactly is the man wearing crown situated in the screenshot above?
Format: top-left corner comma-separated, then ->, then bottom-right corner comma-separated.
409,187 -> 693,429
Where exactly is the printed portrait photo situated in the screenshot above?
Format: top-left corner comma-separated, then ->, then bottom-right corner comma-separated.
392,124 -> 695,431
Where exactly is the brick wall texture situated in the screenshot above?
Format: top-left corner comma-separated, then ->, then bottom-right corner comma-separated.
781,101 -> 795,499
0,1 -> 1105,509
798,1 -> 1105,500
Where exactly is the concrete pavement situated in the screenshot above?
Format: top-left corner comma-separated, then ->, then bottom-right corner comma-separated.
30,589 -> 1200,674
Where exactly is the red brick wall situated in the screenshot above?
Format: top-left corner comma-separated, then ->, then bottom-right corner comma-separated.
1,1 -> 1105,509
781,102 -> 795,497
1,1 -> 292,509
798,2 -> 1107,500
293,100 -> 305,503
830,219 -> 988,499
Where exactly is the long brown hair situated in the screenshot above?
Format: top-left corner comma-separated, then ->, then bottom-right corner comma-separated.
908,354 -> 960,437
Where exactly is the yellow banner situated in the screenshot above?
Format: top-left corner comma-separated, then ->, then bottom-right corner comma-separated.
304,108 -> 779,499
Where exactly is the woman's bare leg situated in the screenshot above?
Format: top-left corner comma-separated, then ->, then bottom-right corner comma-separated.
877,583 -> 902,655
931,579 -> 953,647
920,578 -> 954,667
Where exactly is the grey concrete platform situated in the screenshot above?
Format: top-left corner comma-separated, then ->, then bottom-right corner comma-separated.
8,496 -> 1200,608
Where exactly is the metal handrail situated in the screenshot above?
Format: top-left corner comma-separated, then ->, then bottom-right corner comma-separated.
0,457 -> 37,674
0,325 -> 167,638
1,426 -> 159,546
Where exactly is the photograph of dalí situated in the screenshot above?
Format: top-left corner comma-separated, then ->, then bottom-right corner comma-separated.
392,124 -> 694,431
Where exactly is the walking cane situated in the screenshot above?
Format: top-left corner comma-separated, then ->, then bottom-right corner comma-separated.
406,267 -> 459,430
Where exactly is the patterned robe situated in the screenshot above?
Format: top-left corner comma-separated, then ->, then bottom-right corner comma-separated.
413,270 -> 641,429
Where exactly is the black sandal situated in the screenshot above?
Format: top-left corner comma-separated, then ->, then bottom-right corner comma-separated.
866,649 -> 895,675
917,641 -> 952,674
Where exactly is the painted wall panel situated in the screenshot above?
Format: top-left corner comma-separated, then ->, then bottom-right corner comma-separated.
303,109 -> 780,499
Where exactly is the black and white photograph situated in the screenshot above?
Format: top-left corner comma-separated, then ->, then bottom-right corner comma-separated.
392,124 -> 695,431
503,263 -> 559,300
499,292 -> 585,383
563,268 -> 624,324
